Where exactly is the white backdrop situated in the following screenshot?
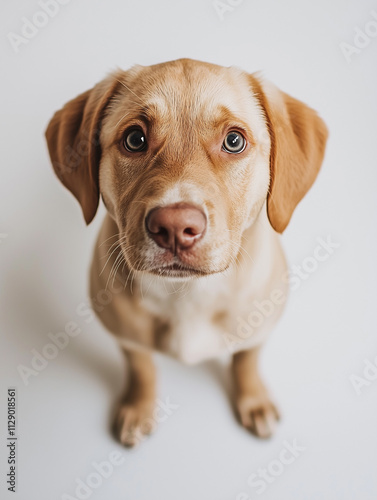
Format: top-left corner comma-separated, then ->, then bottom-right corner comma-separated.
1,0 -> 377,499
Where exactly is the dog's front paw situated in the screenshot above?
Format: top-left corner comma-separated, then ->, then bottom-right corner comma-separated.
236,396 -> 280,439
114,401 -> 155,447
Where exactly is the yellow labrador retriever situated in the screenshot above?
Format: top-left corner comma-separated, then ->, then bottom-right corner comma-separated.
45,59 -> 328,446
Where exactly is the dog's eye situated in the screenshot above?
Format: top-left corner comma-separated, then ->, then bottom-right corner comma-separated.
123,128 -> 147,152
222,131 -> 246,154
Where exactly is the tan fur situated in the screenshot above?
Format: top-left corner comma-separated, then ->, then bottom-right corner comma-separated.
45,59 -> 328,445
249,76 -> 329,232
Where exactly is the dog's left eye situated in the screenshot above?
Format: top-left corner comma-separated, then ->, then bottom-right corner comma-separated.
123,128 -> 147,152
222,131 -> 246,154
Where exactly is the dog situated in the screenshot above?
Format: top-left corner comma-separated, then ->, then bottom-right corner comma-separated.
45,58 -> 328,446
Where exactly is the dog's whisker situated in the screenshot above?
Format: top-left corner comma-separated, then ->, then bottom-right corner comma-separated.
225,238 -> 256,267
108,247 -> 126,282
111,252 -> 126,288
106,249 -> 124,290
111,106 -> 143,131
124,263 -> 134,292
143,272 -> 156,297
116,79 -> 143,103
105,234 -> 129,256
100,241 -> 135,277
130,257 -> 144,295
99,232 -> 122,248
100,240 -> 124,275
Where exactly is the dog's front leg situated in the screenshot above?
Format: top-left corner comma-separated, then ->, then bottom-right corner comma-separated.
232,347 -> 280,439
114,348 -> 156,447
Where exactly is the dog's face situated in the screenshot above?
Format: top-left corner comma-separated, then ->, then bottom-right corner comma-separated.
99,61 -> 271,278
45,59 -> 328,280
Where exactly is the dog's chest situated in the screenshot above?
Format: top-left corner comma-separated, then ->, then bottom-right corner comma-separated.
139,274 -> 234,364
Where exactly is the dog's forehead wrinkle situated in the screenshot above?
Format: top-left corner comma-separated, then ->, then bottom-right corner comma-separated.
129,64 -> 243,117
109,66 -> 257,139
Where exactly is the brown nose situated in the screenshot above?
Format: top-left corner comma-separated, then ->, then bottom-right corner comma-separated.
146,203 -> 206,252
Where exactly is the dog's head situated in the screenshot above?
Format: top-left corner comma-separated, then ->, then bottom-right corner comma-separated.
45,59 -> 328,279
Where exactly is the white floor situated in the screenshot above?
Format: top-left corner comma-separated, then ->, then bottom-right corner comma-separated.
1,0 -> 377,499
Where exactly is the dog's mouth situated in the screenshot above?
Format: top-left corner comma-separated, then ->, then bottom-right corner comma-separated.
148,263 -> 208,279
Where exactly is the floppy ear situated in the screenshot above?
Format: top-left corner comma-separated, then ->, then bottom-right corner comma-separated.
45,76 -> 120,224
250,76 -> 328,233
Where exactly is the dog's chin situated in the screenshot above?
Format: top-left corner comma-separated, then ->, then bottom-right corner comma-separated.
146,264 -> 209,281
124,248 -> 231,282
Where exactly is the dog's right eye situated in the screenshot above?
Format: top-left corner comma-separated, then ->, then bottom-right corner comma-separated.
222,131 -> 246,154
123,128 -> 147,152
